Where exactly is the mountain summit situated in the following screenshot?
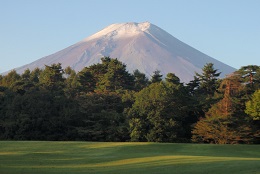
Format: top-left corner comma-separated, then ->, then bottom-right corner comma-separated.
13,22 -> 235,82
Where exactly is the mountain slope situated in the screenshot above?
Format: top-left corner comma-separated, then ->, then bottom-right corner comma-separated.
12,22 -> 236,83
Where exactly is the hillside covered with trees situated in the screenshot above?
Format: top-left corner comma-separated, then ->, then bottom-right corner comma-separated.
0,57 -> 259,144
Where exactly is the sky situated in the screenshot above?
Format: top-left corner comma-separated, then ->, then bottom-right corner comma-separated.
0,0 -> 259,73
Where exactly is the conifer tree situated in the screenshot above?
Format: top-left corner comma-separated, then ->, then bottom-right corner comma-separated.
96,58 -> 134,92
133,69 -> 149,91
150,70 -> 163,83
196,63 -> 221,96
165,73 -> 181,85
192,74 -> 256,144
77,68 -> 96,93
39,63 -> 65,91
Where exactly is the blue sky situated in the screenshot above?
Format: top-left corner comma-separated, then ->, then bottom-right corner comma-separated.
0,0 -> 259,73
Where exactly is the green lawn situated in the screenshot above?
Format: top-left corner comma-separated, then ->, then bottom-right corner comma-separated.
0,141 -> 259,174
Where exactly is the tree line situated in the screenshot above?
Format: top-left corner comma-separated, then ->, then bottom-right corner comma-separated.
0,57 -> 259,144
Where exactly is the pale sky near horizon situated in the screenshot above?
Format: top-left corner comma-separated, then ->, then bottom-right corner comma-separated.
0,0 -> 259,73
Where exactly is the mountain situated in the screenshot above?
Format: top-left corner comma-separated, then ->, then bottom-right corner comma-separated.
11,22 -> 235,83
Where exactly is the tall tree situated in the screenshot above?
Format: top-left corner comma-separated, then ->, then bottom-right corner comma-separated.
196,63 -> 221,96
21,69 -> 31,81
39,63 -> 65,91
186,76 -> 200,96
77,67 -> 96,93
194,63 -> 222,115
192,74 -> 256,144
76,92 -> 129,141
64,66 -> 79,98
150,70 -> 163,83
133,69 -> 149,91
96,58 -> 134,92
128,82 -> 189,142
236,65 -> 260,96
30,67 -> 41,84
0,70 -> 21,87
245,89 -> 260,120
11,69 -> 36,95
165,73 -> 181,85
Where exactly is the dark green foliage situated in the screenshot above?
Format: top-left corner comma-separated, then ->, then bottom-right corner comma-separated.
195,63 -> 221,96
0,60 -> 259,143
133,69 -> 149,91
0,70 -> 21,87
96,57 -> 135,92
191,63 -> 222,117
77,67 -> 96,93
76,92 -> 129,141
165,73 -> 181,85
127,82 -> 190,142
236,65 -> 260,96
186,76 -> 200,95
39,63 -> 65,91
29,67 -> 41,83
64,66 -> 79,98
150,70 -> 163,83
0,90 -> 81,140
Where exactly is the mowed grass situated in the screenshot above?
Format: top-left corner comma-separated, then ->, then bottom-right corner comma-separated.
0,141 -> 259,174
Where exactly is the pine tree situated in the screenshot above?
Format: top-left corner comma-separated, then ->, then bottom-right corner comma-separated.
96,58 -> 134,92
196,63 -> 221,96
0,70 -> 21,87
39,63 -> 65,91
192,74 -> 256,144
133,69 -> 149,91
150,70 -> 163,83
165,73 -> 181,85
77,68 -> 96,93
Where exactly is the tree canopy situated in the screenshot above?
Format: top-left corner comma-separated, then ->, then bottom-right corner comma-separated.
0,59 -> 259,144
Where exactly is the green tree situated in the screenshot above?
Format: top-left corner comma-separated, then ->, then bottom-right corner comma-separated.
77,67 -> 96,93
1,88 -> 82,140
10,69 -> 36,95
39,63 -> 65,91
133,69 -> 148,91
165,73 -> 181,85
245,89 -> 260,120
150,70 -> 163,83
64,66 -> 79,97
76,92 -> 129,141
0,70 -> 21,87
186,76 -> 200,96
194,63 -> 222,115
96,58 -> 134,92
0,86 -> 14,139
128,82 -> 189,142
30,67 -> 42,84
238,65 -> 260,84
21,69 -> 31,80
236,65 -> 260,96
196,63 -> 221,96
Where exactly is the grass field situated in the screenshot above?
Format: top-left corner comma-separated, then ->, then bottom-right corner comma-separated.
0,141 -> 259,174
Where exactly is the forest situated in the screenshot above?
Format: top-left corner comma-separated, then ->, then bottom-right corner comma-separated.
0,57 -> 259,144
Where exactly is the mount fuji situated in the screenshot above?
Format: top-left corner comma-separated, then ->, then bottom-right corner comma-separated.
12,22 -> 235,83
